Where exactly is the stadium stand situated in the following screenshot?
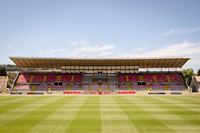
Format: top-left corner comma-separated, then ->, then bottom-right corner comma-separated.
118,73 -> 186,91
14,72 -> 187,92
15,73 -> 82,91
10,57 -> 189,94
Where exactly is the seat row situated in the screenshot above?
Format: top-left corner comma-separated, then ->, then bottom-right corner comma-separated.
118,73 -> 184,83
17,73 -> 82,83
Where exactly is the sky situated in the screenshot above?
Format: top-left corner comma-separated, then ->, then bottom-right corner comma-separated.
0,0 -> 200,71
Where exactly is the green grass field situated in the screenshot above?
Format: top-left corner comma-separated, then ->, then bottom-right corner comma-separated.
0,95 -> 200,133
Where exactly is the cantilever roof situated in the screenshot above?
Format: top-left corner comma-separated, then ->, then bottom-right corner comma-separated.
10,57 -> 190,68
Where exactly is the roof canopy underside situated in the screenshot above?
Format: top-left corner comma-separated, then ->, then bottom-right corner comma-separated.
10,57 -> 190,69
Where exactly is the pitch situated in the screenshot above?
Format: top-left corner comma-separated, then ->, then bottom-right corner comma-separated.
0,95 -> 200,133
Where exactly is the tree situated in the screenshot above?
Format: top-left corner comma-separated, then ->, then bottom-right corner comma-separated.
197,69 -> 200,76
0,66 -> 7,76
182,68 -> 196,85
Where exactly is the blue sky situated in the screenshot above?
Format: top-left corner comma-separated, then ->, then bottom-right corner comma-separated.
0,0 -> 200,71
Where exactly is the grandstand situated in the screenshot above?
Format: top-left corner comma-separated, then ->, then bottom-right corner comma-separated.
10,57 -> 189,94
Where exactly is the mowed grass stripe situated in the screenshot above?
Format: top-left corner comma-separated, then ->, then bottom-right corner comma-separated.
0,96 -> 76,133
126,96 -> 200,133
0,95 -> 200,133
153,96 -> 200,106
66,96 -> 101,133
0,96 -> 34,107
0,96 -> 51,125
152,96 -> 200,115
0,96 -> 21,102
27,96 -> 87,133
0,96 -> 51,114
157,96 -> 200,109
100,96 -> 138,133
151,96 -> 200,126
114,96 -> 175,133
182,96 -> 200,101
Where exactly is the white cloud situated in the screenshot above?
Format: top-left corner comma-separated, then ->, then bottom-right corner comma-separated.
71,39 -> 90,46
128,41 -> 200,71
38,49 -> 69,57
37,39 -> 116,57
36,40 -> 200,71
71,44 -> 116,57
101,41 -> 199,71
73,44 -> 115,54
132,41 -> 200,57
164,27 -> 200,36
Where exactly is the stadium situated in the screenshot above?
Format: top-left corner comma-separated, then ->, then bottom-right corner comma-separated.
9,57 -> 189,95
1,56 -> 200,133
1,1 -> 200,132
